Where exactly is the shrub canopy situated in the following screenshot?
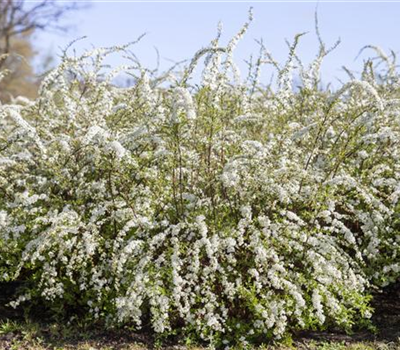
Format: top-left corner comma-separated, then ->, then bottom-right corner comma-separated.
1,13 -> 399,346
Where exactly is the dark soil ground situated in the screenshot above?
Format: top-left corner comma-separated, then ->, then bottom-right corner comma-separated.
0,281 -> 399,349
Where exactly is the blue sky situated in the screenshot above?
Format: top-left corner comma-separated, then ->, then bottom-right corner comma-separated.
33,1 -> 400,86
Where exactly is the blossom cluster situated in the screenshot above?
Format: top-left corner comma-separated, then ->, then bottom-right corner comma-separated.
0,16 -> 399,346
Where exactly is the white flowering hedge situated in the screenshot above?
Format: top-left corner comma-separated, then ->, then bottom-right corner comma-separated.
0,13 -> 399,346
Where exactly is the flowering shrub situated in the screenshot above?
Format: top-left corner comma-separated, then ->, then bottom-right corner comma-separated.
0,12 -> 399,346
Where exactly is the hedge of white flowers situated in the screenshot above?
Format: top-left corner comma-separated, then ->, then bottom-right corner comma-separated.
1,13 -> 399,346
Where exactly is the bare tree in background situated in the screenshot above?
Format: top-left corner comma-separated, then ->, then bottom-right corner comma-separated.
0,0 -> 82,101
